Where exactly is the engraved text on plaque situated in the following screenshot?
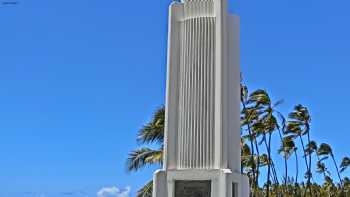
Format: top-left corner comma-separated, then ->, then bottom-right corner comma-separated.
175,180 -> 211,197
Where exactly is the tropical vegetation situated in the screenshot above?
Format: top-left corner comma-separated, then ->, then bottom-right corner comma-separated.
126,82 -> 350,197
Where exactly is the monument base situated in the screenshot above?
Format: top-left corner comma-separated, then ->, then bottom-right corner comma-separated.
153,169 -> 249,197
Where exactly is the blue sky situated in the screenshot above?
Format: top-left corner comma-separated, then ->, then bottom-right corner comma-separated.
1,0 -> 350,196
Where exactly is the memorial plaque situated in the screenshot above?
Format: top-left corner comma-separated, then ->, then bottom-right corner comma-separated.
175,180 -> 211,197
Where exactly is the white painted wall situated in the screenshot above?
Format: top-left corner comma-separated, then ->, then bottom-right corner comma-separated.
154,0 -> 249,196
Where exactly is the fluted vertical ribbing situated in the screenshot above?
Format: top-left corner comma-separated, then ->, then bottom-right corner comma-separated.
183,0 -> 214,19
177,15 -> 216,169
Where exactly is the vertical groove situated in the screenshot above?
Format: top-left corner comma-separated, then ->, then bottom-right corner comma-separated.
208,17 -> 212,169
197,18 -> 201,168
209,18 -> 215,167
185,19 -> 190,168
189,18 -> 195,168
200,17 -> 204,168
192,18 -> 196,168
194,18 -> 198,168
180,21 -> 186,168
204,16 -> 209,168
184,20 -> 190,168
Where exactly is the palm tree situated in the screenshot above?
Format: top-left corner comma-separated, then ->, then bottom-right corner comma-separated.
279,136 -> 298,184
309,141 -> 331,180
285,104 -> 312,192
126,107 -> 165,197
317,143 -> 343,186
241,140 -> 257,185
247,89 -> 282,196
241,83 -> 258,190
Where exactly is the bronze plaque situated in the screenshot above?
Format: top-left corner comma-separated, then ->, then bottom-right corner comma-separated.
175,180 -> 211,197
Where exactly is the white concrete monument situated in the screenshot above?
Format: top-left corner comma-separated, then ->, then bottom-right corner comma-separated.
153,0 -> 249,196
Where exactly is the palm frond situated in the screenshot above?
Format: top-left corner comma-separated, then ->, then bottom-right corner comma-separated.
137,107 -> 165,144
126,147 -> 163,172
242,143 -> 252,156
259,154 -> 269,167
318,143 -> 333,156
316,161 -> 330,176
305,141 -> 318,156
137,180 -> 153,197
284,121 -> 302,135
241,84 -> 249,102
340,157 -> 350,173
248,89 -> 271,106
288,104 -> 311,123
279,136 -> 296,159
272,99 -> 284,108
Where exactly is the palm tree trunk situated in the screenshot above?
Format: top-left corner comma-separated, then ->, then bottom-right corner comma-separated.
263,133 -> 279,185
265,132 -> 274,197
253,137 -> 261,188
293,150 -> 299,196
277,128 -> 288,186
271,162 -> 279,184
263,135 -> 271,197
298,135 -> 309,174
267,165 -> 271,197
241,101 -> 258,194
298,134 -> 311,195
298,136 -> 309,170
331,153 -> 343,186
267,132 -> 280,196
306,131 -> 313,197
306,131 -> 312,187
246,124 -> 257,189
295,150 -> 299,184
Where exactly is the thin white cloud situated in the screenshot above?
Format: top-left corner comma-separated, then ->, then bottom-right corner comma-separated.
97,186 -> 131,197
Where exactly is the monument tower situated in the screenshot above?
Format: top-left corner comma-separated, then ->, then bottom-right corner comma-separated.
153,0 -> 249,196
